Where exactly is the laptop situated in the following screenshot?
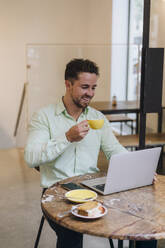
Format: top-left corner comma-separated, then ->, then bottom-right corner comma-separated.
81,147 -> 161,195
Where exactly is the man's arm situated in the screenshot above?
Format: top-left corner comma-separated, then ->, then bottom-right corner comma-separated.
101,117 -> 128,160
24,111 -> 72,168
24,112 -> 89,168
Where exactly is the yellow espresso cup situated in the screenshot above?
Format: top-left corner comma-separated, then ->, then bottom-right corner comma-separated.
88,119 -> 104,129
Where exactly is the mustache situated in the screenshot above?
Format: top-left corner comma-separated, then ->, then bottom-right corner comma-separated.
82,95 -> 92,99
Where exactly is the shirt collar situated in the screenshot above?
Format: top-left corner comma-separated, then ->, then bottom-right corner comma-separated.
54,98 -> 89,116
54,98 -> 66,115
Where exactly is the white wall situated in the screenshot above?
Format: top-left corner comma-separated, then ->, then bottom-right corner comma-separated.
0,0 -> 112,148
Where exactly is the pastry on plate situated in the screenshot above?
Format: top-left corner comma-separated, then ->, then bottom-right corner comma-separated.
77,201 -> 104,217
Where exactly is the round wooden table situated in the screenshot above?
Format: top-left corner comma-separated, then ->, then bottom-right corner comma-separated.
41,173 -> 165,243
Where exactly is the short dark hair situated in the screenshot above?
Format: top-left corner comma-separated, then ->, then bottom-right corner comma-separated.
65,58 -> 99,82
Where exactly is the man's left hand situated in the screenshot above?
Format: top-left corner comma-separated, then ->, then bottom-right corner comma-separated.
153,173 -> 158,184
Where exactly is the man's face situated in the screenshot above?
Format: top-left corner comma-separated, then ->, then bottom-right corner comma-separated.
67,72 -> 98,108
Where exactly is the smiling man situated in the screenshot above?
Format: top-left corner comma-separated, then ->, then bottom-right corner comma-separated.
24,58 -> 127,248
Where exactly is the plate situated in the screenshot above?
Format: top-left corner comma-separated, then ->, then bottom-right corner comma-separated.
65,189 -> 97,203
71,204 -> 108,219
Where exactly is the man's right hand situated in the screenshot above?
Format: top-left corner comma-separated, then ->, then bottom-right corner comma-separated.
65,120 -> 90,142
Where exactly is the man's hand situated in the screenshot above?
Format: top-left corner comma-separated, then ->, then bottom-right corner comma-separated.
153,173 -> 158,184
66,120 -> 90,142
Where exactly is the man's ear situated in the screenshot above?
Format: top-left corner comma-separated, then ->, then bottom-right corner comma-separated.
65,80 -> 72,89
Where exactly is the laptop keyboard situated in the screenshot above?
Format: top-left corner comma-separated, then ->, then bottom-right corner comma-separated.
93,183 -> 105,192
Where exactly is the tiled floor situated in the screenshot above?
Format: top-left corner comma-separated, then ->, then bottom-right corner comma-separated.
0,148 -> 165,248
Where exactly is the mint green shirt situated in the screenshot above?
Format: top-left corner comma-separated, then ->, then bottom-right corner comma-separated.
24,99 -> 126,188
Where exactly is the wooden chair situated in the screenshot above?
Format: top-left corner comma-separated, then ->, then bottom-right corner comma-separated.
34,167 -> 46,248
34,212 -> 45,248
106,114 -> 135,135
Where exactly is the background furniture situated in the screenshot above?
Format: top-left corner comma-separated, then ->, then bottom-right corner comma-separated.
117,133 -> 165,149
116,133 -> 165,172
138,0 -> 164,148
90,100 -> 139,134
90,100 -> 164,135
106,114 -> 135,135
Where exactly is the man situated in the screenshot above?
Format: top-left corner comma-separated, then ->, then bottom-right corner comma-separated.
24,58 -> 156,248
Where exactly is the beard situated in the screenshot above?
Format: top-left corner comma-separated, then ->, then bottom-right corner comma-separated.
72,96 -> 92,109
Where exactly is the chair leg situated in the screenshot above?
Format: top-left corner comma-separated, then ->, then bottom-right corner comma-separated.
34,215 -> 45,248
129,240 -> 135,248
131,120 -> 133,135
118,240 -> 123,248
108,238 -> 115,248
120,122 -> 123,135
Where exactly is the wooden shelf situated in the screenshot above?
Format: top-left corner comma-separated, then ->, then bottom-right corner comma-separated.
117,133 -> 165,148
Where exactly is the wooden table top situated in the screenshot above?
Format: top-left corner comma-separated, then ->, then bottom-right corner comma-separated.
90,100 -> 139,114
41,173 -> 165,241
